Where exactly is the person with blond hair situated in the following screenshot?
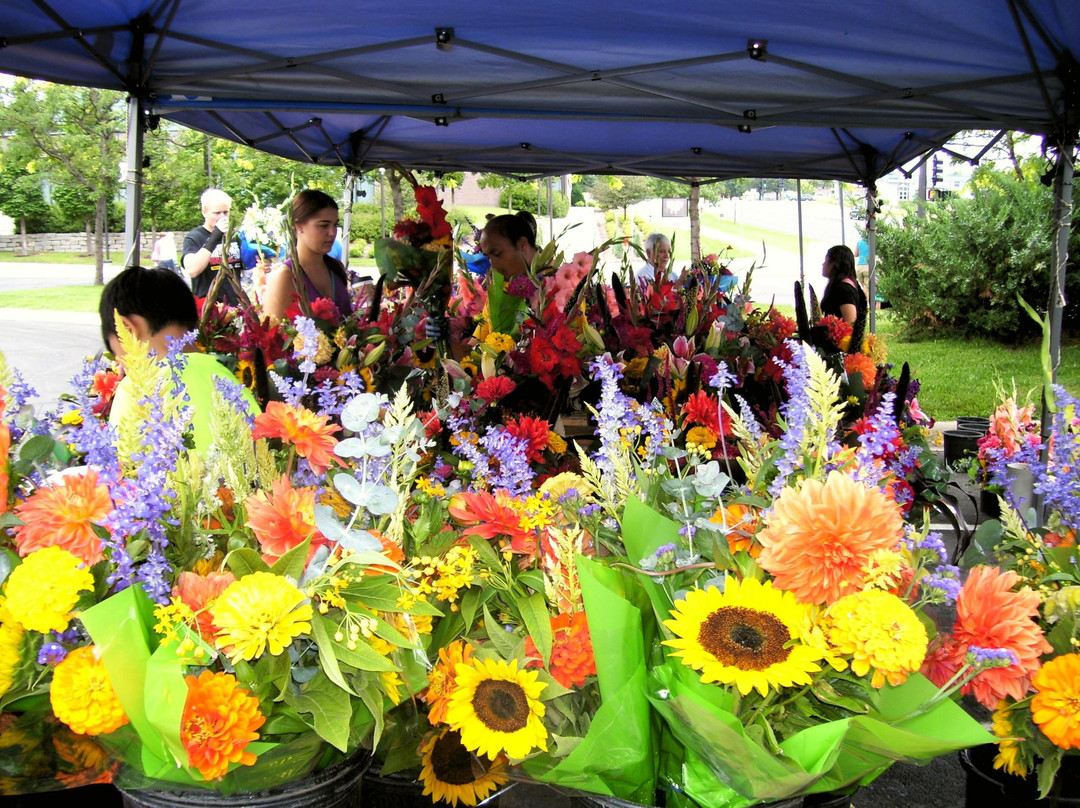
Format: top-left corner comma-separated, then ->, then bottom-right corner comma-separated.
182,188 -> 242,305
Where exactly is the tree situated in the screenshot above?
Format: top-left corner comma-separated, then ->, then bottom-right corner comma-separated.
0,79 -> 126,283
0,157 -> 50,254
590,175 -> 654,221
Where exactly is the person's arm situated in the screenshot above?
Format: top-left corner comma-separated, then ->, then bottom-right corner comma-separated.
182,222 -> 225,279
261,263 -> 296,320
840,303 -> 858,324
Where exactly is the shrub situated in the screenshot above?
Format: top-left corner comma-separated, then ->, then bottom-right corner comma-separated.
875,165 -> 1080,344
348,203 -> 384,243
497,181 -> 569,217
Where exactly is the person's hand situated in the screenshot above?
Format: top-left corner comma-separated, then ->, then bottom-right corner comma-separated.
214,215 -> 229,234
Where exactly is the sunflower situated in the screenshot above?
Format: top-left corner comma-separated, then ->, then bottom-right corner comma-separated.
992,700 -> 1029,777
420,727 -> 508,807
757,471 -> 904,605
1031,653 -> 1080,750
12,468 -> 113,564
445,657 -> 547,760
211,572 -> 313,662
663,578 -> 822,697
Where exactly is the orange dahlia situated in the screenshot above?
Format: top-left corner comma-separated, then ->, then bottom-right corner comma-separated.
709,502 -> 761,557
843,353 -> 877,389
13,468 -> 113,564
0,415 -> 9,517
425,640 -> 475,725
181,669 -> 265,780
757,471 -> 904,605
252,401 -> 342,474
172,570 -> 237,642
524,611 -> 597,688
952,566 -> 1051,709
448,491 -> 536,559
1031,653 -> 1080,750
49,646 -> 129,736
244,475 -> 327,563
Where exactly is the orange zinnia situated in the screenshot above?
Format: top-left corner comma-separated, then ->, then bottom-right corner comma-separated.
424,640 -> 474,725
757,471 -> 903,605
0,417 -> 9,517
252,401 -> 342,474
524,611 -> 597,688
843,352 -> 877,389
244,475 -> 327,563
181,670 -> 265,780
952,566 -> 1051,709
709,502 -> 761,557
448,491 -> 536,559
1031,653 -> 1080,750
173,570 -> 237,642
13,468 -> 113,564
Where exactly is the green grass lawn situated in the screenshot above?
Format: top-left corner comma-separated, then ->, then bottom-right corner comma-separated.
0,285 -> 103,311
0,251 -> 97,264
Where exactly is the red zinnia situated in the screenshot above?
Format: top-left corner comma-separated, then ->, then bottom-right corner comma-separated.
476,376 -> 518,404
505,416 -> 551,463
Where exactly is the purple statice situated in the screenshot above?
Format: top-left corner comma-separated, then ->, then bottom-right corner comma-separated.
769,340 -> 811,497
589,354 -> 637,473
213,375 -> 255,429
678,523 -> 698,543
312,371 -> 365,418
1035,385 -> 1079,531
37,642 -> 68,666
852,392 -> 900,485
637,401 -> 670,464
480,426 -> 534,496
67,356 -> 121,485
293,315 -> 320,376
966,646 -> 1018,669
925,564 -> 962,602
578,503 -> 601,518
4,369 -> 39,442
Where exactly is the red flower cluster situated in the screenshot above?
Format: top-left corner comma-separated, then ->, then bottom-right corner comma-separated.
527,322 -> 582,390
506,416 -> 551,463
415,186 -> 451,239
476,376 -> 517,404
819,315 -> 853,347
681,390 -> 731,437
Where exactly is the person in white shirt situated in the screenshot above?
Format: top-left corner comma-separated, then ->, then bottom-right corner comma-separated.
636,233 -> 671,282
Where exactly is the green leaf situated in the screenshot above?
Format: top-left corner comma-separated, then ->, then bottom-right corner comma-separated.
483,605 -> 518,660
310,612 -> 357,693
465,534 -> 504,571
18,434 -> 55,463
516,569 -> 546,594
270,535 -> 312,582
224,547 -> 271,578
517,591 -> 552,666
285,670 -> 353,752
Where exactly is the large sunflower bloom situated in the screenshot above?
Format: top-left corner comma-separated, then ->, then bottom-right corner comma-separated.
663,578 -> 822,697
1031,653 -> 1080,750
445,657 -> 547,760
13,468 -> 113,564
757,471 -> 904,605
953,566 -> 1050,709
3,546 -> 94,634
244,475 -> 327,563
420,727 -> 508,807
181,669 -> 266,780
211,572 -> 313,663
426,640 -> 476,726
252,401 -> 341,474
49,646 -> 129,736
824,589 -> 928,688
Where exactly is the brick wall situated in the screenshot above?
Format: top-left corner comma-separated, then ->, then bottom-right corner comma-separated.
0,231 -> 180,256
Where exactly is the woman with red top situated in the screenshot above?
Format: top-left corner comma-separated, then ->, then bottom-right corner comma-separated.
262,190 -> 353,320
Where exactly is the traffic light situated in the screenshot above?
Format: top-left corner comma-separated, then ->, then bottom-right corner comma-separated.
931,155 -> 943,186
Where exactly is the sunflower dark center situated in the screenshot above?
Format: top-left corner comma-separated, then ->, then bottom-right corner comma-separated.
473,680 -> 529,733
699,606 -> 791,671
431,730 -> 480,786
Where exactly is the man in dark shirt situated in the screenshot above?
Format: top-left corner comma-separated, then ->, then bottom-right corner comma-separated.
182,188 -> 241,306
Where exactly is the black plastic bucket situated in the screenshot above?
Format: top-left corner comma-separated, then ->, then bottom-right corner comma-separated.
568,788 -> 853,808
956,416 -> 990,434
943,429 -> 982,468
119,751 -> 370,808
959,745 -> 1080,807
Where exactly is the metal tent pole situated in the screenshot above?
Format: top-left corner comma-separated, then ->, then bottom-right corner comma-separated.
865,184 -> 878,333
796,178 -> 805,286
123,94 -> 145,268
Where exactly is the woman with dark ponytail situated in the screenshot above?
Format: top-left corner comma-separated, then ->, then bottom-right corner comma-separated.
820,244 -> 867,325
478,211 -> 538,278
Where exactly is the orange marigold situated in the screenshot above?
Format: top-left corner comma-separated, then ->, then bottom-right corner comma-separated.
1031,653 -> 1080,750
843,353 -> 877,389
424,640 -> 474,725
244,475 -> 327,563
949,566 -> 1051,709
709,502 -> 761,557
181,669 -> 266,780
173,570 -> 237,642
252,401 -> 342,475
757,471 -> 903,605
524,611 -> 597,688
13,468 -> 113,564
49,646 -> 129,736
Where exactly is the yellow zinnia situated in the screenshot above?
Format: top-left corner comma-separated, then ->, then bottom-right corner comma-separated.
445,657 -> 547,760
211,572 -> 313,662
3,546 -> 93,634
50,646 -> 129,736
0,600 -> 24,699
824,589 -> 928,688
663,578 -> 822,697
484,332 -> 516,354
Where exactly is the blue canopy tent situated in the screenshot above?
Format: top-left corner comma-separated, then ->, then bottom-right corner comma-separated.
0,0 -> 1076,384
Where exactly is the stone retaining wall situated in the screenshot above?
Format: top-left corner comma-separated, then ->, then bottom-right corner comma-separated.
0,231 -> 182,255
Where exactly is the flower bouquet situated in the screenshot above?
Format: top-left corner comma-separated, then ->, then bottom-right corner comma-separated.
958,383 -> 1079,798
0,328 -> 439,796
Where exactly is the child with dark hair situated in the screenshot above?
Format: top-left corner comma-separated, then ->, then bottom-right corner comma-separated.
100,266 -> 259,452
479,211 -> 538,278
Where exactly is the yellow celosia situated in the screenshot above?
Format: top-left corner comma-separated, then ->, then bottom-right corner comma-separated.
3,546 -> 93,634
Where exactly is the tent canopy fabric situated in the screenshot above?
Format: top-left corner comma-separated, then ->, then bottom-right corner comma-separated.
1,0 -> 1077,182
